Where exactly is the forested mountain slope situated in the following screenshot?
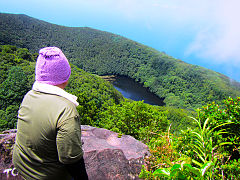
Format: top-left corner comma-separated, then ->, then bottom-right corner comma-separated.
0,13 -> 240,109
1,45 -> 193,135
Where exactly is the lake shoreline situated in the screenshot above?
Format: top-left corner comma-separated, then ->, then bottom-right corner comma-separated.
100,75 -> 165,106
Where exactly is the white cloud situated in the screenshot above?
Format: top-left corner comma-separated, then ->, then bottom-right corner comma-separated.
70,0 -> 240,68
185,0 -> 240,65
96,0 -> 240,66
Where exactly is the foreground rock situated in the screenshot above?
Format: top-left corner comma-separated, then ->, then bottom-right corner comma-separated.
0,126 -> 149,180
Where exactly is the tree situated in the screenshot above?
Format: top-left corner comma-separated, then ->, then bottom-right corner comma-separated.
0,66 -> 29,110
16,48 -> 34,62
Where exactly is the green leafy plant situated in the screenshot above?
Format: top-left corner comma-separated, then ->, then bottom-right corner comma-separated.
141,98 -> 240,179
199,98 -> 240,159
152,161 -> 214,180
177,116 -> 233,178
221,159 -> 240,179
139,126 -> 180,180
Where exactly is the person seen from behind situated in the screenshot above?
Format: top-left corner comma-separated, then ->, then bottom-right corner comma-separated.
13,47 -> 88,180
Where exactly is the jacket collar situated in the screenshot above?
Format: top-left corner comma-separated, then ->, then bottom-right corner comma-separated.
32,82 -> 79,106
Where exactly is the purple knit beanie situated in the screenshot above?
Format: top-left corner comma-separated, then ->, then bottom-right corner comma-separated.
35,47 -> 71,85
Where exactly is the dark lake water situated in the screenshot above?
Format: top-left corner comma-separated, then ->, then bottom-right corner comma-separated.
112,76 -> 165,106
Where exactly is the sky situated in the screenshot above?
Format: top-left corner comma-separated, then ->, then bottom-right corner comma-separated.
0,0 -> 240,82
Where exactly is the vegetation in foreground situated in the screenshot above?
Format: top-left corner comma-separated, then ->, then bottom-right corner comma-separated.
0,45 -> 239,179
139,97 -> 240,179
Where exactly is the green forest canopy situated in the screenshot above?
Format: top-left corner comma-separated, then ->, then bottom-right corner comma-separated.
0,45 -> 239,179
0,13 -> 240,109
0,45 -> 193,135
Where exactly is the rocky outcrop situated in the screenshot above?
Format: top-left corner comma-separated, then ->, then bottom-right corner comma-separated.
0,126 -> 149,180
0,129 -> 21,180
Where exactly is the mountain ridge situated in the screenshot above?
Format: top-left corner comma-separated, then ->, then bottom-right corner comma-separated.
0,12 -> 240,109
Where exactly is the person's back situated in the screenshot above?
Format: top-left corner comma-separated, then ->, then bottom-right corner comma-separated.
13,47 -> 88,180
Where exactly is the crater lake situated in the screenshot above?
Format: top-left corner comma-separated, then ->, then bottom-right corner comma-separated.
111,76 -> 165,106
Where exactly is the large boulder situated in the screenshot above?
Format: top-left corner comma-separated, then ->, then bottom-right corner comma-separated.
0,126 -> 149,180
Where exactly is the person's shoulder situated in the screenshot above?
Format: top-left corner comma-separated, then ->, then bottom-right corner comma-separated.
56,97 -> 79,123
56,95 -> 77,109
42,93 -> 79,120
52,95 -> 79,115
29,90 -> 77,110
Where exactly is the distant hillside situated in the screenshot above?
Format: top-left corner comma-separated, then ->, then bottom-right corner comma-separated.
0,12 -> 240,109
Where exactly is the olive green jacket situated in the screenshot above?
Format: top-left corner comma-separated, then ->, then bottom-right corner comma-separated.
13,82 -> 83,180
